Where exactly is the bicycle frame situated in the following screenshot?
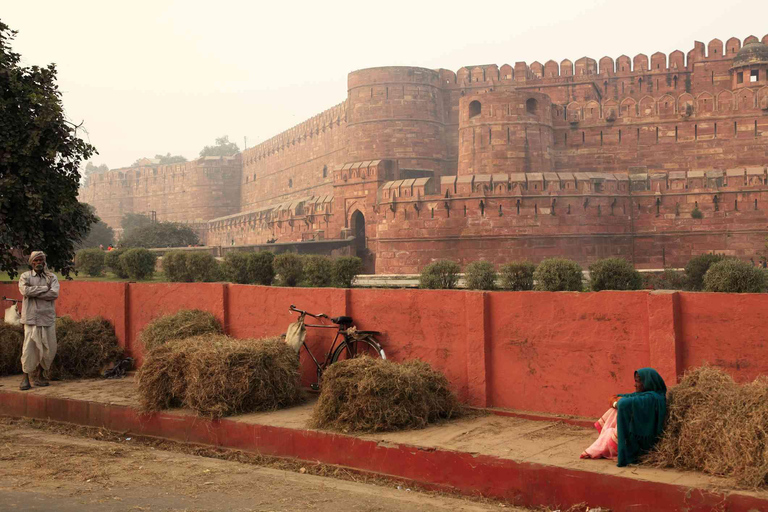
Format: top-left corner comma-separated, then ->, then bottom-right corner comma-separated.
289,305 -> 349,376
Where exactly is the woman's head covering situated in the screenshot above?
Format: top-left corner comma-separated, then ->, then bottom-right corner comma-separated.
636,367 -> 667,393
616,367 -> 668,467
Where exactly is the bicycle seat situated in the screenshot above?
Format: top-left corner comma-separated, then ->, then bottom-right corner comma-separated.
331,316 -> 353,325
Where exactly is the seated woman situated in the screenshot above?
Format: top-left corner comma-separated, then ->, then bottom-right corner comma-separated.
580,368 -> 667,467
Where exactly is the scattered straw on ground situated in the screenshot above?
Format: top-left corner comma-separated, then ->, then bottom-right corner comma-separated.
648,366 -> 768,488
137,334 -> 302,418
311,357 -> 462,433
139,309 -> 222,351
49,316 -> 124,380
0,323 -> 23,376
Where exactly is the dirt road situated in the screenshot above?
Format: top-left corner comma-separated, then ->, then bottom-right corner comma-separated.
0,418 -> 524,512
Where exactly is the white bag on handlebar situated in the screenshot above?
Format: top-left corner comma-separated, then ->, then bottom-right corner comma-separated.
4,304 -> 21,326
284,317 -> 306,354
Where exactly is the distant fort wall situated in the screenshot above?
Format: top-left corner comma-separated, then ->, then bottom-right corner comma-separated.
81,34 -> 768,270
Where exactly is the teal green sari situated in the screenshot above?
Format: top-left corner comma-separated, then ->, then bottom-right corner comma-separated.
616,368 -> 667,467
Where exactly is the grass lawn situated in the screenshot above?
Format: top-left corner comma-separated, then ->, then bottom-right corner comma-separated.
0,271 -> 169,284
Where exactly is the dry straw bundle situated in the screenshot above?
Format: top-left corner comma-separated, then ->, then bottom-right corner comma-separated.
0,323 -> 23,376
139,309 -> 222,351
311,357 -> 462,433
50,316 -> 123,379
137,334 -> 302,418
648,366 -> 768,488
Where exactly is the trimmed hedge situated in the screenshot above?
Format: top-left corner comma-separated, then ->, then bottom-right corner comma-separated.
419,260 -> 461,290
332,256 -> 362,288
187,252 -> 220,282
533,258 -> 583,291
274,253 -> 303,287
221,252 -> 251,284
248,251 -> 275,286
105,249 -> 128,278
685,253 -> 728,291
163,251 -> 192,282
499,261 -> 536,291
74,248 -> 105,277
589,258 -> 643,291
302,255 -> 333,287
464,260 -> 497,290
119,248 -> 156,281
644,269 -> 688,291
703,260 -> 767,293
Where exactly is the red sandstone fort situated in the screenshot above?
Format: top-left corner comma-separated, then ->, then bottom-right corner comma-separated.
80,35 -> 768,273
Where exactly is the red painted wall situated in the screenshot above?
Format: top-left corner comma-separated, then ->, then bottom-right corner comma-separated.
3,281 -> 767,418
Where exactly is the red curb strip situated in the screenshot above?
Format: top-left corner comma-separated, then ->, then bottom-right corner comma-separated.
1,391 -> 764,512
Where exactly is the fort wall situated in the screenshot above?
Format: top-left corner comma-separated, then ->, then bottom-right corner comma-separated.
80,33 -> 768,271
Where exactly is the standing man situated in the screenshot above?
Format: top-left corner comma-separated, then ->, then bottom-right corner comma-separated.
18,251 -> 59,390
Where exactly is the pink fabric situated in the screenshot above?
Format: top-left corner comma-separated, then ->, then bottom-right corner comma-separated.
583,407 -> 619,460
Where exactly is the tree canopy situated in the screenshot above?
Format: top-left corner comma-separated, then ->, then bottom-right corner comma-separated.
0,21 -> 97,278
155,153 -> 187,164
199,136 -> 239,157
78,206 -> 115,249
120,221 -> 200,249
121,213 -> 154,236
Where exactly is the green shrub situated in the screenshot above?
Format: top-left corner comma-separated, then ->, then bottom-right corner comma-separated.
703,260 -> 767,293
274,253 -> 304,287
187,252 -> 220,282
419,260 -> 461,289
499,261 -> 536,291
105,249 -> 128,279
302,255 -> 333,287
464,260 -> 497,290
588,258 -> 643,291
533,258 -> 583,292
119,248 -> 157,281
685,253 -> 728,291
162,251 -> 191,282
74,248 -> 105,277
332,256 -> 363,288
643,269 -> 689,290
691,207 -> 703,219
221,252 -> 251,284
248,251 -> 275,286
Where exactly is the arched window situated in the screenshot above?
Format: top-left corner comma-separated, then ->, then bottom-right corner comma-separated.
469,100 -> 481,118
526,98 -> 538,114
322,165 -> 328,178
288,178 -> 293,188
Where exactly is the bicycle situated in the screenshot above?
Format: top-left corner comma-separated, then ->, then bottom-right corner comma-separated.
288,304 -> 385,388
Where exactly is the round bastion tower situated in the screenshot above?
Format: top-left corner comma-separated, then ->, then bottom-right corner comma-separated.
346,67 -> 448,177
458,91 -> 554,175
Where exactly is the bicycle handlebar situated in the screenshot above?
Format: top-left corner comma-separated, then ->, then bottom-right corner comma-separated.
289,304 -> 327,319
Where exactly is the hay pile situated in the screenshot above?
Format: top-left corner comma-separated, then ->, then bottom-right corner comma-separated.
139,309 -> 222,351
648,366 -> 768,488
50,316 -> 124,379
0,323 -> 23,376
311,357 -> 462,433
137,334 -> 302,418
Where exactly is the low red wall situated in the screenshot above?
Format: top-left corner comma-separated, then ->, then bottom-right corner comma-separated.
2,281 -> 767,417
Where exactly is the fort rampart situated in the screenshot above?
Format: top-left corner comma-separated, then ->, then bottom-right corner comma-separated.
80,34 -> 768,271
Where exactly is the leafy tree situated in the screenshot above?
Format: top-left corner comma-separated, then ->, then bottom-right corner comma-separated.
199,136 -> 239,157
82,161 -> 108,186
0,22 -> 97,279
155,153 -> 187,164
79,214 -> 115,249
120,221 -> 200,248
121,213 -> 153,237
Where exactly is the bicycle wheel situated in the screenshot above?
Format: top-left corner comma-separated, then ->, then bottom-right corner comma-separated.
330,334 -> 386,363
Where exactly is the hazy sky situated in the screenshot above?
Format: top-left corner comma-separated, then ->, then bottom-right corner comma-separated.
4,1 -> 767,170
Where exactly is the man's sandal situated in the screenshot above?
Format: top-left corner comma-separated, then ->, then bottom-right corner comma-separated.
20,382 -> 31,391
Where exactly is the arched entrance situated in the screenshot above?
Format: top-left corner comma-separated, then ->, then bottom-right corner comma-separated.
350,210 -> 374,273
